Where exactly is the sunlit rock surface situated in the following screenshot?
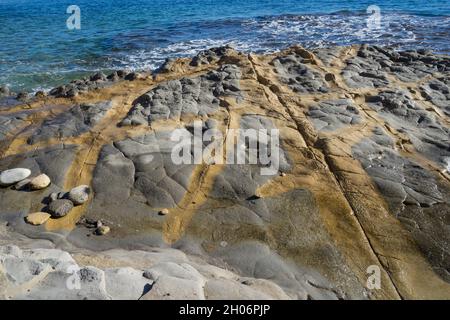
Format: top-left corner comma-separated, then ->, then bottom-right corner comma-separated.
0,44 -> 449,299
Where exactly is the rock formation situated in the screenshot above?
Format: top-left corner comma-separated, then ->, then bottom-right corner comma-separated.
0,44 -> 449,299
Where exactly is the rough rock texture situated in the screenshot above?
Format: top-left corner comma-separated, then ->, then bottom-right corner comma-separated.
273,50 -> 329,93
366,89 -> 450,168
25,212 -> 51,225
47,199 -> 73,218
307,99 -> 362,132
0,45 -> 449,300
420,76 -> 450,117
28,101 -> 112,145
353,128 -> 450,282
120,64 -> 241,126
68,185 -> 90,205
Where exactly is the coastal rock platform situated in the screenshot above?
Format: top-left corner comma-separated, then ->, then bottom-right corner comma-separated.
0,44 -> 449,299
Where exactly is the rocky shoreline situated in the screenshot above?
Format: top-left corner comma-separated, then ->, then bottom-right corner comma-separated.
0,44 -> 449,299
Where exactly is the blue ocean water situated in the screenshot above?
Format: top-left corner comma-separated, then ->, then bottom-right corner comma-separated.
0,0 -> 449,92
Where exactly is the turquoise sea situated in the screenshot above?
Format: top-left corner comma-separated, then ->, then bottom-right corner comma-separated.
0,0 -> 449,91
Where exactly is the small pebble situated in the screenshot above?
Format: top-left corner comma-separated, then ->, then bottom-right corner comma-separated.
96,225 -> 110,235
159,208 -> 169,216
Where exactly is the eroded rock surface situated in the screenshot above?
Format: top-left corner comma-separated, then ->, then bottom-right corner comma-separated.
28,101 -> 112,144
273,52 -> 329,93
366,89 -> 450,168
0,45 -> 449,300
121,64 -> 241,126
342,45 -> 450,88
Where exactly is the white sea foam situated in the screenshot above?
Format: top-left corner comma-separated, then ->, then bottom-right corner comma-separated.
2,12 -> 448,92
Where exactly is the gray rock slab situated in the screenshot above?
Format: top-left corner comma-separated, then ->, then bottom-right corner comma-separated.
121,64 -> 242,126
353,127 -> 450,281
366,89 -> 450,169
307,99 -> 362,132
273,54 -> 329,93
28,101 -> 112,144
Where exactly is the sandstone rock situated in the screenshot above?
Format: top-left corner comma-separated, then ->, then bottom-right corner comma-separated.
0,113 -> 28,142
96,226 -> 110,235
15,266 -> 111,300
1,45 -> 450,300
158,208 -> 169,216
190,45 -> 236,66
90,72 -> 107,82
25,212 -> 51,225
0,168 -> 31,187
68,185 -> 90,205
29,174 -> 51,190
1,256 -> 51,286
47,199 -> 73,218
307,99 -> 362,132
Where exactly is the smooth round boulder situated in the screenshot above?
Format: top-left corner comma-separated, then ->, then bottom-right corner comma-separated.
25,212 -> 51,225
48,199 -> 73,218
0,168 -> 31,187
29,174 -> 51,190
68,185 -> 90,205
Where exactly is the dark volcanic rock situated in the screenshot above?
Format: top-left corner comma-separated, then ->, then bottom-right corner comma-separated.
90,72 -> 107,82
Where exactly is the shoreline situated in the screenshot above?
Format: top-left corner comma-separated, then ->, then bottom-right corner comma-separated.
1,43 -> 449,102
0,43 -> 449,299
